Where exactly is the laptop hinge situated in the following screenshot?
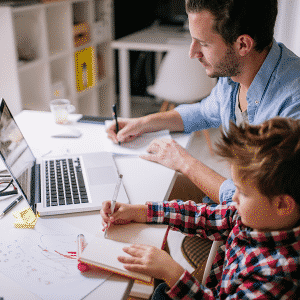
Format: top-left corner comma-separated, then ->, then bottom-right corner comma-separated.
30,163 -> 41,214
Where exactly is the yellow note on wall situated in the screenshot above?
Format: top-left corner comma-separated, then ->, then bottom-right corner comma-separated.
74,46 -> 96,92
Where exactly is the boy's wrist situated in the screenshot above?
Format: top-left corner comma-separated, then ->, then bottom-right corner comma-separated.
133,205 -> 148,223
163,263 -> 185,288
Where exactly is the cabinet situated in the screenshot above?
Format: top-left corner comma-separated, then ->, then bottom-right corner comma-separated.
0,0 -> 114,117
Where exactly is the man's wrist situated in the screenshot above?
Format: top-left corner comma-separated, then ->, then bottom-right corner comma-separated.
142,113 -> 164,132
178,153 -> 196,175
142,110 -> 184,133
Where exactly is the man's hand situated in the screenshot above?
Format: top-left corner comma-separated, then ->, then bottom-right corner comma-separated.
118,244 -> 185,288
106,118 -> 146,144
100,201 -> 147,230
106,110 -> 184,145
141,138 -> 193,173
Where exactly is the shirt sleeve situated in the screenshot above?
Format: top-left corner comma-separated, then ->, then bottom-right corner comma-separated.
146,200 -> 237,241
174,79 -> 226,133
166,270 -> 296,299
167,270 -> 219,299
219,179 -> 236,205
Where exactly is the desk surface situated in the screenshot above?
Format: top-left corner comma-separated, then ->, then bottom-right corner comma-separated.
111,24 -> 191,51
0,110 -> 193,300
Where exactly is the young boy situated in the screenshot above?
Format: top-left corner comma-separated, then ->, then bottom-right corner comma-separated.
101,117 -> 300,299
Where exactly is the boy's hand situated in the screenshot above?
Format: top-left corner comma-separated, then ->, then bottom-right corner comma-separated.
118,244 -> 185,288
100,202 -> 147,230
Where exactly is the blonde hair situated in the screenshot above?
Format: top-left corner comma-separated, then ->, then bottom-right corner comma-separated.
215,117 -> 300,202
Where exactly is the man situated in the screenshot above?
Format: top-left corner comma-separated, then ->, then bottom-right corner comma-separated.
107,0 -> 300,204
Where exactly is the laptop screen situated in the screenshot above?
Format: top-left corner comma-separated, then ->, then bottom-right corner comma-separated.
0,99 -> 36,211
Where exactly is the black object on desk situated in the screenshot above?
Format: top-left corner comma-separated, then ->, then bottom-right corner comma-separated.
112,104 -> 119,132
112,104 -> 121,145
0,195 -> 23,219
77,115 -> 113,124
0,179 -> 18,197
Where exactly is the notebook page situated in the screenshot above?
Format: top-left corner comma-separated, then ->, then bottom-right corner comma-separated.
105,121 -> 172,155
80,238 -> 152,282
105,223 -> 167,247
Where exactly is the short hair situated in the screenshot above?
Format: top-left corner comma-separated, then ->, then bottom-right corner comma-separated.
215,117 -> 300,203
185,0 -> 278,52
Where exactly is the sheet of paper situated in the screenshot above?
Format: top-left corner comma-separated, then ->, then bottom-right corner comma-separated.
0,218 -> 109,300
105,121 -> 172,155
105,223 -> 168,247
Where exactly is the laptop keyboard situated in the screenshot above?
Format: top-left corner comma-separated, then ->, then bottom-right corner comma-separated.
45,157 -> 88,207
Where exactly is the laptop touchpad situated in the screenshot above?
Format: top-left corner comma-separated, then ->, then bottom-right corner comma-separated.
87,166 -> 118,185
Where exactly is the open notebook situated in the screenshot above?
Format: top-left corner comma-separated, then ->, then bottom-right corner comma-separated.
79,223 -> 169,283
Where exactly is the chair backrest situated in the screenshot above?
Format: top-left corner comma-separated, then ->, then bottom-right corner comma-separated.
202,240 -> 223,285
147,48 -> 216,103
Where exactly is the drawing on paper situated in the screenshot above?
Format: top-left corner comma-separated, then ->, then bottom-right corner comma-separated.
0,219 -> 108,300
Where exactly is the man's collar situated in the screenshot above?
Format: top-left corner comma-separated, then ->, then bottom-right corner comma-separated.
226,40 -> 281,94
247,40 -> 281,101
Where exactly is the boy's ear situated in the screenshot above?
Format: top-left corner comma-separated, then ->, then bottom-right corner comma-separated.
234,35 -> 255,57
275,195 -> 296,216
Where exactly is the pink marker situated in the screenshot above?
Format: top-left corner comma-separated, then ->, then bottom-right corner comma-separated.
77,234 -> 90,272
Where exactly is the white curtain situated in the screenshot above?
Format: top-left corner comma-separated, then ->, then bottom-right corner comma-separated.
274,0 -> 300,57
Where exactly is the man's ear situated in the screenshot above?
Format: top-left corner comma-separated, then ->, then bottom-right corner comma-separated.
234,35 -> 255,57
275,195 -> 296,216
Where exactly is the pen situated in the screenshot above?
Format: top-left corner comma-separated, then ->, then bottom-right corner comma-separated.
104,174 -> 123,238
77,234 -> 90,272
112,104 -> 121,145
77,234 -> 87,258
0,195 -> 23,219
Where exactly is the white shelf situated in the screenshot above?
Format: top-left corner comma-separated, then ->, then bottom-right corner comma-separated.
13,7 -> 46,62
46,3 -> 72,55
0,0 -> 114,117
49,49 -> 70,61
18,57 -> 44,72
19,62 -> 51,111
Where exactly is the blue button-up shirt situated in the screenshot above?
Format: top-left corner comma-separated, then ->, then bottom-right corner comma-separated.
175,40 -> 300,133
175,40 -> 300,200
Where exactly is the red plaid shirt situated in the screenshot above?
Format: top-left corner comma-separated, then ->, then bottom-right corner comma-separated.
147,199 -> 300,299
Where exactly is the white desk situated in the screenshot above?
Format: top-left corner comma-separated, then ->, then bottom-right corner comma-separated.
0,110 -> 193,300
111,24 -> 191,118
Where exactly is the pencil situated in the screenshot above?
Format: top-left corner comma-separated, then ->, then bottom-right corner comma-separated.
104,174 -> 123,238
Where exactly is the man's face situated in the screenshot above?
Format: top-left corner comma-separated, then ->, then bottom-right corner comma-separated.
188,11 -> 241,78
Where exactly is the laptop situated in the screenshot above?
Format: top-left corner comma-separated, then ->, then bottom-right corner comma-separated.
0,99 -> 129,216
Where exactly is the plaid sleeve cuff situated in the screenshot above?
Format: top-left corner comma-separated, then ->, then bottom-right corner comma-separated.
146,201 -> 166,224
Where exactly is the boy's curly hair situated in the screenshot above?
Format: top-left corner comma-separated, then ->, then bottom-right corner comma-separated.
215,117 -> 300,202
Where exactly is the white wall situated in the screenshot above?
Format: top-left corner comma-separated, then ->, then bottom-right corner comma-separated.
274,0 -> 300,57
0,7 -> 22,115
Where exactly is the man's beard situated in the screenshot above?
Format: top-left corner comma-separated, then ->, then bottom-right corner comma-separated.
201,46 -> 241,78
